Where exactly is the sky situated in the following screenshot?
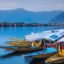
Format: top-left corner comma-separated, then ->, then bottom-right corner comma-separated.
0,0 -> 64,11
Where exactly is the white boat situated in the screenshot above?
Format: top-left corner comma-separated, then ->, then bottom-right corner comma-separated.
25,29 -> 64,41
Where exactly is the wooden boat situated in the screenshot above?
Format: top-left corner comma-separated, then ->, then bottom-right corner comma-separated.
6,29 -> 64,49
23,47 -> 57,58
6,38 -> 44,48
45,42 -> 64,63
0,46 -> 43,52
45,53 -> 64,63
6,38 -> 55,48
6,38 -> 45,48
7,34 -> 64,48
6,39 -> 31,47
27,52 -> 56,59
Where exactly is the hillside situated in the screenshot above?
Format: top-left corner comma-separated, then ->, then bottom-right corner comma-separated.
50,12 -> 64,24
0,8 -> 61,23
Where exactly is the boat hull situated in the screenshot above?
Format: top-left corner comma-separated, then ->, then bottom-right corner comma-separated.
23,48 -> 57,59
29,53 -> 56,58
45,53 -> 64,63
6,41 -> 31,47
0,46 -> 42,52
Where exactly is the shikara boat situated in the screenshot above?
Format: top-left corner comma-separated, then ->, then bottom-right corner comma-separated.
0,46 -> 43,52
0,38 -> 57,52
6,38 -> 31,47
45,42 -> 64,64
45,53 -> 64,64
6,29 -> 64,47
22,38 -> 64,59
22,47 -> 57,58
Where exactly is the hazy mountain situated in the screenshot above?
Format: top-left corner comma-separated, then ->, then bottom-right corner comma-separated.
0,8 -> 62,23
50,12 -> 64,24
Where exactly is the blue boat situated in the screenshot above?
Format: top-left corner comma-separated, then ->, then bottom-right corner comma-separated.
22,47 -> 57,58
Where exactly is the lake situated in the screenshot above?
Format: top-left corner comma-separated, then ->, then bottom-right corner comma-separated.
0,26 -> 63,64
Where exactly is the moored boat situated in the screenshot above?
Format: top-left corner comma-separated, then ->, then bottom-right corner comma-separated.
21,37 -> 64,59
6,41 -> 31,47
6,29 -> 64,48
6,39 -> 31,47
0,46 -> 43,52
22,47 -> 57,58
45,41 -> 64,64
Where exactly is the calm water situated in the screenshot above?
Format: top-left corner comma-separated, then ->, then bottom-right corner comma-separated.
0,26 -> 63,64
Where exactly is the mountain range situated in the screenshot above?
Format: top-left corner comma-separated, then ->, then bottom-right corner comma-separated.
50,12 -> 64,24
0,8 -> 63,23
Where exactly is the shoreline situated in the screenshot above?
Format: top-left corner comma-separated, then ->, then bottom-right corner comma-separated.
0,23 -> 64,27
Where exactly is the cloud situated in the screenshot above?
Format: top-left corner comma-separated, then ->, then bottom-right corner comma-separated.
0,0 -> 64,11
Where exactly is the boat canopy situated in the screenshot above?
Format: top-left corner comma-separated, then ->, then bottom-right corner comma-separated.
25,29 -> 64,42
